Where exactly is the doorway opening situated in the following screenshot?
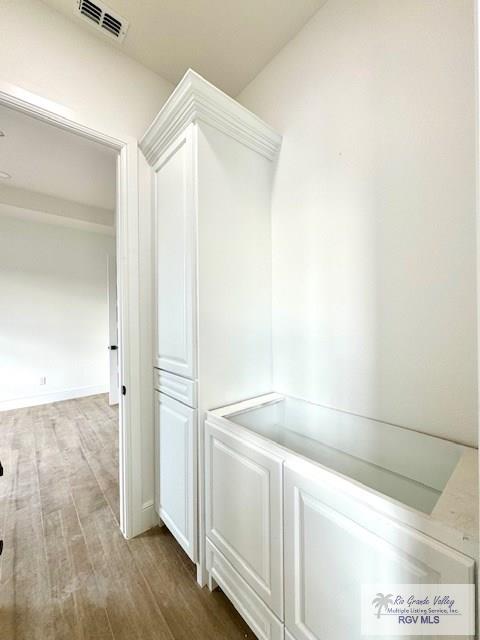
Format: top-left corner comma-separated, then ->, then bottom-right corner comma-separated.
0,85 -> 142,541
0,101 -> 121,514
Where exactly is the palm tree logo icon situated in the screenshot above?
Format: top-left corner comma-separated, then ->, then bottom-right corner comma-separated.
372,593 -> 394,618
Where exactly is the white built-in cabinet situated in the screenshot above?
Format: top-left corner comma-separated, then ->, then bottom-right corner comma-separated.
204,408 -> 475,640
142,70 -> 476,639
284,462 -> 474,640
140,69 -> 281,580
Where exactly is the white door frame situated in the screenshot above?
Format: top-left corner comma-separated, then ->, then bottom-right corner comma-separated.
107,252 -> 119,406
0,84 -> 143,539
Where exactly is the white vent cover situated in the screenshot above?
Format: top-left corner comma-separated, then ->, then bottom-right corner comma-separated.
75,0 -> 129,42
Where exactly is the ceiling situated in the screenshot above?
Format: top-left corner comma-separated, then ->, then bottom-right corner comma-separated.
0,104 -> 116,211
41,0 -> 326,96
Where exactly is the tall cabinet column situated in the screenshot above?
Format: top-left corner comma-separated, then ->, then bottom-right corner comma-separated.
140,69 -> 281,581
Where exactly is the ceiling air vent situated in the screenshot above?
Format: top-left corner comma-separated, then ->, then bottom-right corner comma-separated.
75,0 -> 129,42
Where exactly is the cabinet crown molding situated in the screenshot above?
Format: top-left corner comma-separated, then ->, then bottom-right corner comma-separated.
140,69 -> 282,164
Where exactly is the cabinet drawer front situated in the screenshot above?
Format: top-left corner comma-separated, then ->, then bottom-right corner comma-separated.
205,420 -> 284,619
206,540 -> 284,640
155,392 -> 197,561
284,464 -> 474,640
153,369 -> 196,407
154,126 -> 196,379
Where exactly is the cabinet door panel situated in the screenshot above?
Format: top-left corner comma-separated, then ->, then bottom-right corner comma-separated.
154,126 -> 196,378
284,463 -> 474,640
155,392 -> 197,561
205,420 -> 284,618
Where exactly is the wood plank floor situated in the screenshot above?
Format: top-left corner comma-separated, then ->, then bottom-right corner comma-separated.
0,394 -> 255,640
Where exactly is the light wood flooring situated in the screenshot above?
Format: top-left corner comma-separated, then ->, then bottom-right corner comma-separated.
0,394 -> 255,639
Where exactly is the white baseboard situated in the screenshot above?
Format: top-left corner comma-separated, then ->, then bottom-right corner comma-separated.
140,499 -> 160,533
0,384 -> 109,411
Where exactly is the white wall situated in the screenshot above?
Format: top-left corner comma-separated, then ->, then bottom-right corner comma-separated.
0,0 -> 173,138
0,215 -> 116,409
239,0 -> 477,446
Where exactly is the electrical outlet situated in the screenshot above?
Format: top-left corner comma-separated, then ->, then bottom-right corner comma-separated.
40,376 -> 46,386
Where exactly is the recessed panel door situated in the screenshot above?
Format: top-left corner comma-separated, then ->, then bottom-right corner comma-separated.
155,391 -> 197,561
284,462 -> 474,640
205,420 -> 284,618
154,125 -> 196,378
